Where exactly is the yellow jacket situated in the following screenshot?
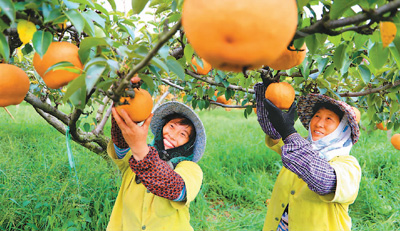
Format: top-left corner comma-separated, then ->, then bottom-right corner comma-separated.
263,136 -> 361,231
106,141 -> 203,231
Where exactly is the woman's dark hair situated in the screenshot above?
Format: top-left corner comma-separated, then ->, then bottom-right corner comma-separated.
163,113 -> 196,140
312,102 -> 344,121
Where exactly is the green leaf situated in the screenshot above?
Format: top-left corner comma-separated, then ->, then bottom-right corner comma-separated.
328,35 -> 342,47
32,31 -> 53,58
132,0 -> 149,14
317,57 -> 329,72
148,64 -> 161,80
139,74 -> 155,91
81,12 -> 95,37
333,43 -> 347,70
70,87 -> 87,109
214,74 -> 222,83
44,61 -> 75,75
194,56 -> 203,69
107,0 -> 116,11
41,3 -> 51,20
340,57 -> 351,75
366,104 -> 376,121
198,89 -> 205,101
118,23 -> 135,40
342,31 -> 355,41
63,0 -> 80,9
225,89 -> 234,100
369,42 -> 389,70
330,0 -> 358,19
83,10 -> 106,27
44,8 -> 63,24
83,123 -> 91,132
390,101 -> 399,119
78,37 -> 109,64
22,43 -> 33,55
184,44 -> 194,63
293,38 -> 305,50
155,4 -> 169,15
358,65 -> 371,84
0,33 -> 10,62
65,9 -> 85,35
304,34 -> 326,55
0,0 -> 15,24
197,99 -> 205,110
393,36 -> 400,55
389,46 -> 400,69
93,3 -> 110,16
83,57 -> 107,69
158,45 -> 169,60
299,55 -> 312,78
63,74 -> 86,104
166,57 -> 185,80
297,0 -> 311,10
85,64 -> 106,93
354,34 -> 369,50
207,88 -> 215,98
171,0 -> 177,11
151,57 -> 169,73
323,65 -> 335,79
316,33 -> 328,45
107,60 -> 119,72
305,34 -> 318,54
168,13 -> 181,23
245,105 -> 253,117
75,0 -> 95,8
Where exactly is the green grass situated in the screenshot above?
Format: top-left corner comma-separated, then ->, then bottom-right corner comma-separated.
1,104 -> 399,230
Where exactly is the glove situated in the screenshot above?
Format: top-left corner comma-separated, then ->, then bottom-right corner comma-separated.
254,82 -> 281,140
111,115 -> 130,149
264,99 -> 297,140
261,74 -> 273,88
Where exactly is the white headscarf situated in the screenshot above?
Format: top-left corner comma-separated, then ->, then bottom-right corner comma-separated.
307,114 -> 353,161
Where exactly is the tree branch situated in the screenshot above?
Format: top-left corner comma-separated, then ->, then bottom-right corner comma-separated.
339,80 -> 400,97
210,101 -> 253,108
112,20 -> 183,101
160,78 -> 184,90
93,96 -> 112,136
294,1 -> 400,39
93,102 -> 112,136
153,91 -> 172,111
68,108 -> 85,142
186,70 -> 255,93
34,107 -> 68,135
35,106 -> 108,157
95,96 -> 111,124
24,92 -> 70,125
170,46 -> 184,59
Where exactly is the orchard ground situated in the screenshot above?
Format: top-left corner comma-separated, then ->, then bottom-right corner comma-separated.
0,103 -> 399,230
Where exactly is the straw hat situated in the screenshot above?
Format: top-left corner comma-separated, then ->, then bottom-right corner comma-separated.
297,93 -> 360,144
150,101 -> 206,162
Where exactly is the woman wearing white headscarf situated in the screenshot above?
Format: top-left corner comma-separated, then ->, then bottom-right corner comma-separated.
254,82 -> 361,231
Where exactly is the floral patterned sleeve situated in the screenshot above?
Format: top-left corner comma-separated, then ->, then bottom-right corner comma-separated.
129,146 -> 186,201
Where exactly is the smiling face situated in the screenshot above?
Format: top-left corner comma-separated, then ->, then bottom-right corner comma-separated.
162,118 -> 193,150
310,107 -> 341,141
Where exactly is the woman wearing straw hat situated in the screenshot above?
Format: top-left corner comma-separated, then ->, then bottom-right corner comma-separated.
107,101 -> 206,230
254,81 -> 361,231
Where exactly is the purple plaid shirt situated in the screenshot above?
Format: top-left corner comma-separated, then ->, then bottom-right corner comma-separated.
254,83 -> 281,140
254,83 -> 336,195
282,133 -> 336,195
